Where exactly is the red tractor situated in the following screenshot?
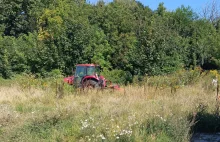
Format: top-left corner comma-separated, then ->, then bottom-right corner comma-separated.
64,64 -> 120,90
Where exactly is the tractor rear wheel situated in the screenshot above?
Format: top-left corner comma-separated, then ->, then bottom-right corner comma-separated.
83,80 -> 99,89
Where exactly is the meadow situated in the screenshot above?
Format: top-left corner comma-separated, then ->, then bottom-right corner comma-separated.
0,69 -> 219,142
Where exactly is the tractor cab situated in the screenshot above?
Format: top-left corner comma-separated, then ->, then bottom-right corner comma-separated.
74,64 -> 100,87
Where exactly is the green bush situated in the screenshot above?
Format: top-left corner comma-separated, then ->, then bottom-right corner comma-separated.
47,69 -> 63,78
101,69 -> 127,85
144,68 -> 202,89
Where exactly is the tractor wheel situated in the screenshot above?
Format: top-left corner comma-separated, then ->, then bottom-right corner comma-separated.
83,80 -> 100,89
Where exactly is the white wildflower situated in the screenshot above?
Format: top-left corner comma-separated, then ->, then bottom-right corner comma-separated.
99,134 -> 106,140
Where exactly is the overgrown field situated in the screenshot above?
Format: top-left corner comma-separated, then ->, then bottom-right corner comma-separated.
0,71 -> 219,142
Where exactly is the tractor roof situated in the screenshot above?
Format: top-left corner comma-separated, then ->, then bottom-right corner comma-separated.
76,64 -> 99,67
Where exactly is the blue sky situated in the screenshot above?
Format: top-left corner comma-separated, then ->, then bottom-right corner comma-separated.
87,0 -> 210,12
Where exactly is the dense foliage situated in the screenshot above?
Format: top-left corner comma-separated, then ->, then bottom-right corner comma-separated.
0,0 -> 220,82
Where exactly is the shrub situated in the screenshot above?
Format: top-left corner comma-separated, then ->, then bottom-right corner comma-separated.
47,69 -> 63,78
101,69 -> 127,85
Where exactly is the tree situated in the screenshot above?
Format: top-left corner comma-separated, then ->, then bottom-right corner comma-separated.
200,0 -> 220,25
0,0 -> 44,37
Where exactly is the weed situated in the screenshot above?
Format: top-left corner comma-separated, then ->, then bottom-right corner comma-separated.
0,72 -> 218,141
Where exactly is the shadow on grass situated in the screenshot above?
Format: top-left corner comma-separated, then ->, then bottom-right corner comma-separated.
193,112 -> 220,133
189,104 -> 220,133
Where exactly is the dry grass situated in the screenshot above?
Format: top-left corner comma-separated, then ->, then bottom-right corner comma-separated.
0,76 -> 218,142
0,86 -> 44,103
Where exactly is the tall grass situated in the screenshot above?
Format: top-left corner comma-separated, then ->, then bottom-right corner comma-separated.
0,70 -> 219,142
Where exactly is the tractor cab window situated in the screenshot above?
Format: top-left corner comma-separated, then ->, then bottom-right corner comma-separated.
87,66 -> 96,75
75,66 -> 86,77
87,66 -> 100,76
95,66 -> 101,75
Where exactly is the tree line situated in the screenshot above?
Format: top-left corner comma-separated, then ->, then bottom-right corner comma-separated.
0,0 -> 220,82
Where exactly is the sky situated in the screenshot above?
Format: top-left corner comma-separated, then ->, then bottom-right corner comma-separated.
86,0 -> 211,12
